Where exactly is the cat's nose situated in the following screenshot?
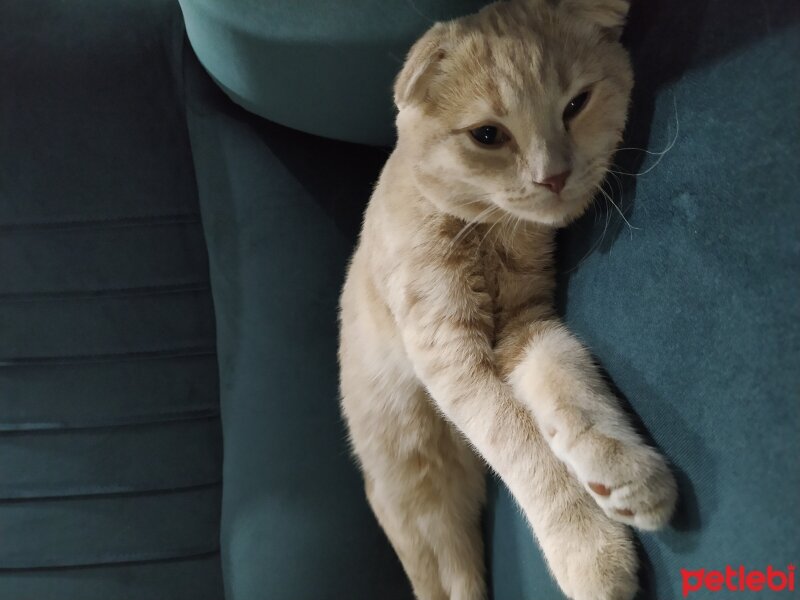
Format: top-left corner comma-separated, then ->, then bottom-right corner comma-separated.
535,170 -> 571,194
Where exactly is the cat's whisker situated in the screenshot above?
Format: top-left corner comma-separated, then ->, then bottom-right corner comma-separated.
607,171 -> 624,201
600,194 -> 612,247
454,191 -> 497,209
601,174 -> 629,224
502,214 -> 518,250
595,194 -> 613,256
565,190 -> 613,274
404,0 -> 436,24
596,183 -> 638,240
504,214 -> 518,247
591,197 -> 601,226
615,147 -> 672,155
479,210 -> 507,247
449,221 -> 480,251
611,95 -> 680,177
447,204 -> 499,254
459,196 -> 493,206
512,215 -> 522,243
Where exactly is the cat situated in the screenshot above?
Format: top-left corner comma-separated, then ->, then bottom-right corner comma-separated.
338,1 -> 678,599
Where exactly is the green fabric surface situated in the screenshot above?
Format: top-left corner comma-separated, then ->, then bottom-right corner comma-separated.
0,357 -> 219,431
179,0 -> 491,145
182,47 -> 413,599
0,555 -> 223,600
0,419 -> 221,499
1,292 -> 215,359
0,0 -> 224,598
0,487 -> 221,569
0,223 -> 211,297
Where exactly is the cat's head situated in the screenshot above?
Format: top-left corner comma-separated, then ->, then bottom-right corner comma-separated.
394,0 -> 633,227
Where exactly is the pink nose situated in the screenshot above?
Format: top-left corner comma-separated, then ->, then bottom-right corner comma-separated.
535,170 -> 571,194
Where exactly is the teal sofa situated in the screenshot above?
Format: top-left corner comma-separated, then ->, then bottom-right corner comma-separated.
1,1 -> 797,599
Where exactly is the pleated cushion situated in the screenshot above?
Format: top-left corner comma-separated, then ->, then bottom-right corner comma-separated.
0,0 -> 224,598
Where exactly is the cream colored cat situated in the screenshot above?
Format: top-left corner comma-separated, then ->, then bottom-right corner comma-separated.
338,1 -> 678,599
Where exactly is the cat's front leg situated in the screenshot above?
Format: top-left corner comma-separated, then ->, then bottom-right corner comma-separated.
505,321 -> 678,531
391,262 -> 639,600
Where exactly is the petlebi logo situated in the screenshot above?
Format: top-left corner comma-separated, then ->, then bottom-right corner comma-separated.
681,565 -> 796,596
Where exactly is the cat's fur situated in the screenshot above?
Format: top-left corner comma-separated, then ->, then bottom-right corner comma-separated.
338,1 -> 678,598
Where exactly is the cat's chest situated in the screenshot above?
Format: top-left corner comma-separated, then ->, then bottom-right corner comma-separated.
478,239 -> 554,316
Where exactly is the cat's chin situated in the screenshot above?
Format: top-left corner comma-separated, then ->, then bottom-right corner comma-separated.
441,197 -> 591,228
499,193 -> 593,228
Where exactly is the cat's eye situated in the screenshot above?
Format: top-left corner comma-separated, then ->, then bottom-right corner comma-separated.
469,125 -> 509,148
563,91 -> 591,123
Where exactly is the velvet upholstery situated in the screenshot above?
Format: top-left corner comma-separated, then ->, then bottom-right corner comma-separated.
182,53 -> 411,600
3,0 -> 798,599
0,1 -> 223,598
179,0 -> 490,145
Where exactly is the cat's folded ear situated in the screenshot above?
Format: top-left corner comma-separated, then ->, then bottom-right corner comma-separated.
558,0 -> 630,40
394,23 -> 449,110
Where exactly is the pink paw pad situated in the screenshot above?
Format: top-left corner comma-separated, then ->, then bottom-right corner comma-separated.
588,482 -> 611,497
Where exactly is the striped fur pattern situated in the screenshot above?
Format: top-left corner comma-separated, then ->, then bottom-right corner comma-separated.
339,1 -> 677,599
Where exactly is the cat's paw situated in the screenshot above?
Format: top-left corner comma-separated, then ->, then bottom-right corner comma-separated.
544,505 -> 639,600
559,429 -> 678,531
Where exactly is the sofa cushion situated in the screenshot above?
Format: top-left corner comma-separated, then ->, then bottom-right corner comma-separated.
179,0 -> 491,146
182,40 -> 412,599
0,0 -> 224,597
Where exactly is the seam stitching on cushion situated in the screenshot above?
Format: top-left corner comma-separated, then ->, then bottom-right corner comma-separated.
0,281 -> 211,303
0,547 -> 222,572
0,409 -> 221,433
0,212 -> 201,232
0,481 -> 222,504
0,347 -> 217,367
1,480 -> 224,502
